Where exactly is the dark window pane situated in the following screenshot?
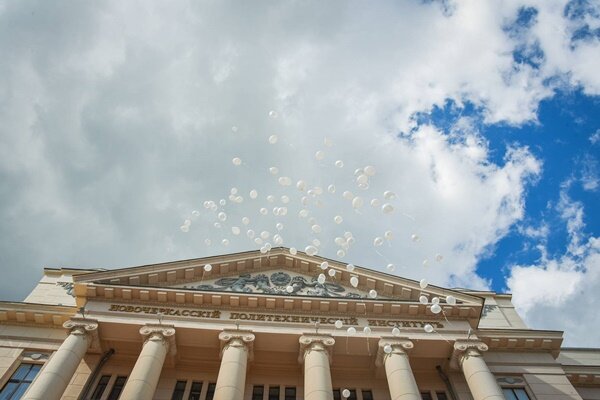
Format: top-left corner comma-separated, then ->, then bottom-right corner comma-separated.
269,386 -> 280,400
348,390 -> 357,400
420,392 -> 432,400
107,376 -> 127,400
24,365 -> 41,382
188,382 -> 203,400
362,390 -> 373,400
10,384 -> 29,399
284,387 -> 296,400
333,389 -> 341,400
0,363 -> 42,400
0,382 -> 19,400
502,389 -> 518,400
172,380 -> 187,400
435,392 -> 448,400
252,385 -> 264,400
91,376 -> 111,400
206,383 -> 216,400
514,388 -> 530,400
10,365 -> 31,381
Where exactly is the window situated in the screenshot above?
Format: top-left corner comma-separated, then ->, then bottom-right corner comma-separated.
0,363 -> 41,400
333,389 -> 341,400
252,385 -> 264,400
284,387 -> 296,400
503,388 -> 530,400
171,380 -> 187,400
332,389 -> 356,400
107,376 -> 127,400
90,375 -> 111,400
189,381 -> 203,400
268,386 -> 280,400
361,390 -> 373,400
205,383 -> 216,400
435,392 -> 448,400
420,392 -> 433,400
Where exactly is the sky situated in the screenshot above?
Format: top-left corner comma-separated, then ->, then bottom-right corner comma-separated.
0,0 -> 598,347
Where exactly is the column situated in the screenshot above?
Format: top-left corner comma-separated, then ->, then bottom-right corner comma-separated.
298,334 -> 335,400
23,318 -> 98,400
214,330 -> 255,400
452,341 -> 504,400
120,324 -> 176,400
376,338 -> 420,400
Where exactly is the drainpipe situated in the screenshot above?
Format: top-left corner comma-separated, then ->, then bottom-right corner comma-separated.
78,348 -> 114,400
436,365 -> 458,400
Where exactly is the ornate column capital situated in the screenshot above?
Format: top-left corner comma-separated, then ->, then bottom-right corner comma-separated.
375,337 -> 414,367
298,334 -> 335,364
63,318 -> 100,352
140,324 -> 177,356
219,330 -> 255,361
450,340 -> 488,369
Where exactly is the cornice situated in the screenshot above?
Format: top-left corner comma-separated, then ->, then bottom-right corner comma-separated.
0,301 -> 77,328
477,328 -> 564,357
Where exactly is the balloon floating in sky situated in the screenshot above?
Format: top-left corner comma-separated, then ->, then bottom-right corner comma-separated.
289,247 -> 297,255
431,304 -> 442,314
446,295 -> 456,305
268,135 -> 278,144
315,150 -> 325,161
419,279 -> 428,289
204,264 -> 212,272
419,295 -> 428,305
317,274 -> 326,284
268,110 -> 278,118
346,264 -> 355,272
269,167 -> 279,175
369,289 -> 377,298
382,203 -> 394,214
335,160 -> 344,168
232,157 -> 242,166
411,234 -> 420,242
334,215 -> 343,224
350,276 -> 359,287
424,324 -> 434,333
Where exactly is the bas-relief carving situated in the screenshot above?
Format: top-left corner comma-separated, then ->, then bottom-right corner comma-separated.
178,271 -> 365,298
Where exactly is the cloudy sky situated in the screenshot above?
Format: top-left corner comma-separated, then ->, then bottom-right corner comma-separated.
0,0 -> 599,346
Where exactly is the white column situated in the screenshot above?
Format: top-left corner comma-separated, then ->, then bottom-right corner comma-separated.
453,341 -> 504,400
214,330 -> 255,400
298,335 -> 335,400
376,338 -> 420,400
22,318 -> 98,400
120,324 -> 176,400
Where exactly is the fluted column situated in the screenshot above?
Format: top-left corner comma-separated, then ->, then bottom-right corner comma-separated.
376,338 -> 420,400
120,324 -> 176,400
22,318 -> 98,400
214,330 -> 255,400
452,341 -> 504,400
298,334 -> 335,400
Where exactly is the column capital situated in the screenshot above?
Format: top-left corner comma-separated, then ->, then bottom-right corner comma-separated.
219,330 -> 255,361
140,324 -> 177,356
450,340 -> 488,369
298,334 -> 335,364
63,318 -> 100,352
375,337 -> 414,367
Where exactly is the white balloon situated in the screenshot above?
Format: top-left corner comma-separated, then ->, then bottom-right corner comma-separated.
328,269 -> 336,277
431,304 -> 442,314
315,150 -> 325,160
334,237 -> 345,246
344,231 -> 353,239
180,225 -> 190,232
222,239 -> 230,246
230,188 -> 238,195
435,254 -> 444,262
320,261 -> 329,270
350,276 -> 359,287
281,195 -> 290,204
232,226 -> 241,235
276,223 -> 284,231
286,285 -> 294,293
422,259 -> 429,267
373,237 -> 384,247
264,242 -> 272,251
354,168 -> 363,176
234,196 -> 243,203
260,231 -> 270,239
269,166 -> 279,175
347,327 -> 356,335
419,279 -> 428,289
335,160 -> 344,168
273,235 -> 283,245
203,201 -> 210,209
335,320 -> 343,329
260,208 -> 268,215
324,137 -> 333,147
242,217 -> 250,225
268,110 -> 278,118
311,225 -> 322,234
191,210 -> 200,217
342,191 -> 354,200
383,344 -> 392,354
357,182 -> 369,190
305,245 -> 318,256
336,249 -> 346,258
232,157 -> 242,166
392,327 -> 401,336
296,180 -> 306,191
370,198 -> 381,207
246,229 -> 255,238
218,212 -> 227,221
419,295 -> 428,305
342,389 -> 351,399
289,247 -> 297,255
328,184 -> 336,193
446,295 -> 456,305
346,263 -> 355,272
352,197 -> 364,209
386,263 -> 395,272
384,230 -> 393,240
272,207 -> 280,216
204,264 -> 212,272
213,222 -> 221,229
312,238 -> 321,246
364,165 -> 376,176
411,234 -> 420,242
317,274 -> 326,284
204,238 -> 211,246
278,176 -> 292,186
249,190 -> 258,199
268,134 -> 278,144
363,326 -> 372,334
313,186 -> 324,195
356,174 -> 369,184
383,190 -> 396,200
424,324 -> 434,333
299,209 -> 309,218
347,237 -> 355,245
432,297 -> 440,304
267,195 -> 275,203
369,289 -> 377,298
334,215 -> 343,224
382,203 -> 394,214
231,126 -> 238,132
279,207 -> 288,216
184,219 -> 192,226
254,237 -> 263,245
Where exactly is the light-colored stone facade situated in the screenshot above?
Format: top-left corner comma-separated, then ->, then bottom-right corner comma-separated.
0,248 -> 598,400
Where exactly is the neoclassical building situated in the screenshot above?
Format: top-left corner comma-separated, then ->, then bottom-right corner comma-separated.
0,248 -> 599,400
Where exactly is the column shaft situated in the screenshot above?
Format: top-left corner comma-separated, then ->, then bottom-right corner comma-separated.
461,349 -> 504,400
22,331 -> 89,400
120,333 -> 169,400
384,351 -> 421,400
214,340 -> 249,400
304,346 -> 333,400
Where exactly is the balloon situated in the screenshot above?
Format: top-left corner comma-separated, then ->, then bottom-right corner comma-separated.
435,254 -> 444,262
254,238 -> 263,245
276,223 -> 284,231
352,197 -> 364,209
350,276 -> 359,287
232,157 -> 242,166
204,239 -> 211,246
346,264 -> 355,272
424,324 -> 434,333
314,186 -> 323,195
203,201 -> 210,209
328,269 -> 336,277
317,274 -> 326,284
273,235 -> 283,245
328,184 -> 336,193
364,165 -> 376,176
411,234 -> 420,242
446,295 -> 456,305
279,207 -> 288,216
383,190 -> 396,200
370,198 -> 381,207
296,180 -> 306,191
281,195 -> 290,204
342,389 -> 351,399
392,327 -> 401,336
311,225 -> 322,234
242,217 -> 250,225
289,247 -> 297,255
305,245 -> 318,256
335,237 -> 345,245
249,190 -> 258,199
382,203 -> 394,214
234,196 -> 243,203
312,238 -> 321,247
272,207 -> 280,216
247,229 -> 255,238
260,231 -> 270,239
432,297 -> 440,304
269,110 -> 278,118
419,295 -> 428,305
269,167 -> 279,175
315,150 -> 325,160
334,215 -> 343,224
232,227 -> 241,235
347,237 -> 355,245
386,263 -> 395,272
324,137 -> 333,147
268,134 -> 278,144
356,174 -> 369,184
320,261 -> 329,270
267,195 -> 275,203
264,243 -> 272,251
344,231 -> 353,239
335,320 -> 343,329
337,249 -> 346,258
335,160 -> 344,168
260,208 -> 268,215
384,230 -> 393,240
278,176 -> 292,186
299,209 -> 309,218
357,182 -> 369,190
180,225 -> 189,232
431,304 -> 442,314
419,279 -> 428,289
260,246 -> 268,254
354,168 -> 364,176
363,326 -> 372,334
230,188 -> 238,195
214,222 -> 222,229
204,264 -> 212,272
286,285 -> 294,293
373,237 -> 384,247
218,212 -> 227,221
422,259 -> 429,267
347,327 -> 356,335
184,219 -> 192,226
231,126 -> 238,132
191,210 -> 200,217
369,289 -> 377,298
383,344 -> 392,354
342,191 -> 354,200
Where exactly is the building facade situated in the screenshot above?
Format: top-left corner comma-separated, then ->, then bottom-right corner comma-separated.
0,248 -> 599,400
